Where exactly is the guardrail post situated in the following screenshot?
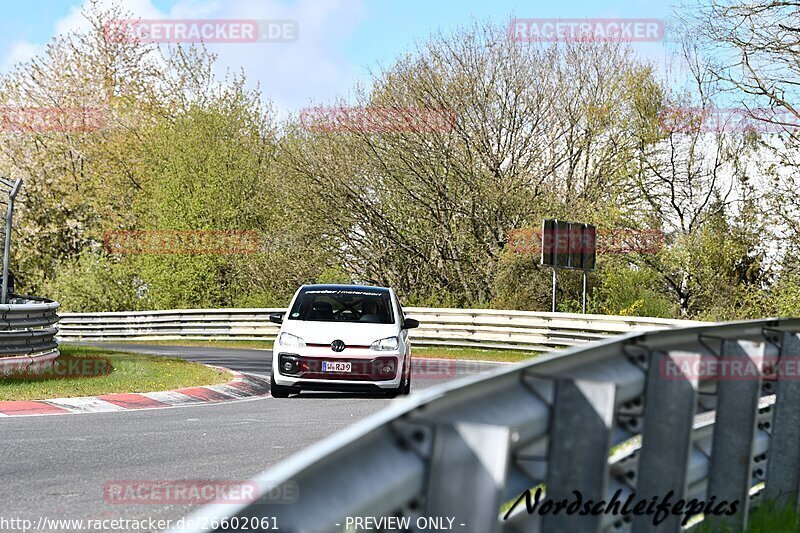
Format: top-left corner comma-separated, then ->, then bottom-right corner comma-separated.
0,178 -> 21,304
633,349 -> 699,533
542,378 -> 617,532
765,331 -> 800,510
425,422 -> 511,533
706,339 -> 763,531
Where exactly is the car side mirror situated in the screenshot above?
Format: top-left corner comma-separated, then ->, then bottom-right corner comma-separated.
401,318 -> 419,330
269,312 -> 284,324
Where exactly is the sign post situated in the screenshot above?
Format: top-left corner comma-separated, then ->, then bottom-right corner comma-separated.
541,219 -> 596,313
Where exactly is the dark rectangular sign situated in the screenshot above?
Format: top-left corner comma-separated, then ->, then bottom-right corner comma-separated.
541,219 -> 555,267
583,224 -> 596,270
567,222 -> 583,269
555,220 -> 570,268
540,219 -> 596,270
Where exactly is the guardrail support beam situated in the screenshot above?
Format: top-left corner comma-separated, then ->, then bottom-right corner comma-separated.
542,378 -> 616,533
425,422 -> 511,533
706,339 -> 763,532
633,350 -> 699,533
765,332 -> 800,510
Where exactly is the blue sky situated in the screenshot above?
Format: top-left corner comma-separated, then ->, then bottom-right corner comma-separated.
0,0 -> 681,112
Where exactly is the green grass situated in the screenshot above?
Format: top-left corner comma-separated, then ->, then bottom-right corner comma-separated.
0,345 -> 229,401
413,345 -> 539,363
112,339 -> 274,350
692,500 -> 800,532
109,339 -> 540,363
743,504 -> 800,532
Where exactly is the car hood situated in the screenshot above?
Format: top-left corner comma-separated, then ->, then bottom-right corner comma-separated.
280,320 -> 398,346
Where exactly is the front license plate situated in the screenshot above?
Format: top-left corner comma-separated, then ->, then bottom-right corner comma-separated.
322,361 -> 351,372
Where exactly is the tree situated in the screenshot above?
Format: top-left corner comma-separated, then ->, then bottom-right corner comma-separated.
284,22 -> 662,306
624,41 -> 765,316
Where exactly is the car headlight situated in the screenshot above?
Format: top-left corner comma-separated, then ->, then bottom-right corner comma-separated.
279,332 -> 306,348
371,336 -> 399,351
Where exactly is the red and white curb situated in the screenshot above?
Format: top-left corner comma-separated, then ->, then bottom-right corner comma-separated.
0,369 -> 269,417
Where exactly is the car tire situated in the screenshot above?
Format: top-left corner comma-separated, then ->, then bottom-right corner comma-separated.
385,369 -> 410,398
383,384 -> 401,398
270,370 -> 296,398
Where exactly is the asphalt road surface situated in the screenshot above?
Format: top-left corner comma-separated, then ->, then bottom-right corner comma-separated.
0,344 -> 502,531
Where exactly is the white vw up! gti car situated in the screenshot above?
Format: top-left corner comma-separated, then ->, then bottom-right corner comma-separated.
269,284 -> 419,397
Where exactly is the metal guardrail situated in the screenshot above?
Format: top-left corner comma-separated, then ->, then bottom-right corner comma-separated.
56,307 -> 700,352
0,295 -> 60,372
170,317 -> 800,533
0,177 -> 22,304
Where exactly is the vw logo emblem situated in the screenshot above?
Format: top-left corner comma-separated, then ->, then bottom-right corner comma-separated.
331,340 -> 345,352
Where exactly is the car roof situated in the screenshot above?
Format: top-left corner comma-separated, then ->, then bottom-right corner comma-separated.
300,284 -> 390,293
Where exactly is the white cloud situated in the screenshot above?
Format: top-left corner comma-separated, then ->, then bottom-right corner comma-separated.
0,0 -> 166,73
1,0 -> 366,115
176,0 -> 367,114
54,0 -> 166,34
0,41 -> 44,72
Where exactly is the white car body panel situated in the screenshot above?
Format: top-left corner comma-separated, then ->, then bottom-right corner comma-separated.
279,321 -> 398,349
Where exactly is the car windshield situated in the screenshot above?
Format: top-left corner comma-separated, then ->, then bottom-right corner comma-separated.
288,288 -> 394,324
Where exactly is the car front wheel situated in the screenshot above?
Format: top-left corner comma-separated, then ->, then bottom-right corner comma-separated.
386,369 -> 410,398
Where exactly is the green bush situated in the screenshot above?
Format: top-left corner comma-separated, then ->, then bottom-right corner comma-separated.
590,262 -> 677,318
772,270 -> 800,317
41,251 -> 148,312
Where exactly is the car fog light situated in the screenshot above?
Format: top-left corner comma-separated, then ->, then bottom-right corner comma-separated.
382,365 -> 393,373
